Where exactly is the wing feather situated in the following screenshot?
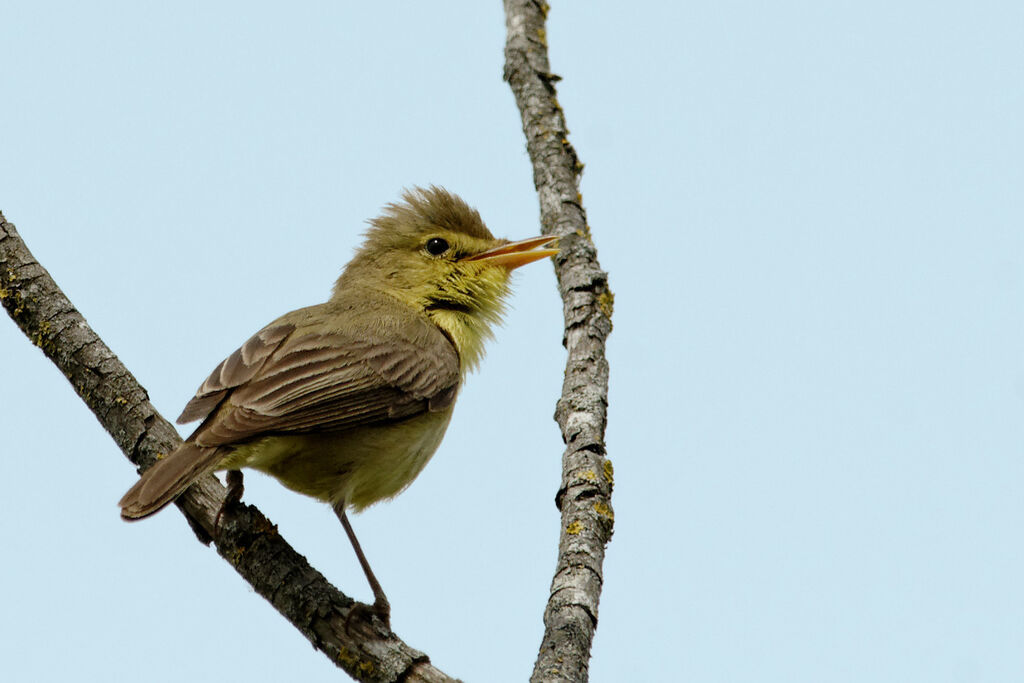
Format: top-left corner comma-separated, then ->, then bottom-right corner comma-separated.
183,303 -> 460,448
177,322 -> 296,424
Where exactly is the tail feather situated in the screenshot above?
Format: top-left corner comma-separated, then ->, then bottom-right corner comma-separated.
120,443 -> 226,519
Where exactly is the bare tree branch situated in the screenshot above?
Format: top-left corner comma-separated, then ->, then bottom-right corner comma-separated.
0,212 -> 456,683
503,2 -> 616,682
2,7 -> 612,681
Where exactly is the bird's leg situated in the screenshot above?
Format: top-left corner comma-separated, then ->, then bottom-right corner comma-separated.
333,503 -> 391,628
214,469 -> 245,533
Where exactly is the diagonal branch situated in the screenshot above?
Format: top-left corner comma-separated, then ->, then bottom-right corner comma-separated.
0,212 -> 456,683
503,2 -> 616,682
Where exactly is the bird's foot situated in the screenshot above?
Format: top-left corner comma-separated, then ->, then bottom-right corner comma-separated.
214,469 -> 245,534
345,595 -> 391,636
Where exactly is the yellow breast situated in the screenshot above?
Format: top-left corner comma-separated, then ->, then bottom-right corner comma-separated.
219,406 -> 455,511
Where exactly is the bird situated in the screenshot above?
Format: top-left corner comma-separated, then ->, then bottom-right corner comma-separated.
118,186 -> 558,625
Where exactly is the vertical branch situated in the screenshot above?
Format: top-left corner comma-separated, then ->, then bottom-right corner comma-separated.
503,3 -> 616,682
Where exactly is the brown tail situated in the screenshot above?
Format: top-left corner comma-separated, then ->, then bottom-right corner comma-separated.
119,442 -> 226,519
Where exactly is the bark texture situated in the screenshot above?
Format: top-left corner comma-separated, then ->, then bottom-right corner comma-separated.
503,2 -> 616,682
0,212 -> 456,683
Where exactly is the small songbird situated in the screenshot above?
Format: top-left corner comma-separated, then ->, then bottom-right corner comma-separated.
119,187 -> 557,625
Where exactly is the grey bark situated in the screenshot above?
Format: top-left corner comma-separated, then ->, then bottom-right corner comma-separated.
0,212 -> 456,683
503,2 -> 616,682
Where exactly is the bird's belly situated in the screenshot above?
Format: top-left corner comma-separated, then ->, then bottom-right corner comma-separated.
220,407 -> 454,511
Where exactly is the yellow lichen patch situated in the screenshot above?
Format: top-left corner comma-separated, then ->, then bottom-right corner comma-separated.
593,501 -> 614,521
7,288 -> 25,316
579,469 -> 597,482
115,395 -> 128,405
335,646 -> 357,667
32,320 -> 53,350
336,644 -> 375,676
566,520 -> 583,535
598,290 -> 615,319
225,546 -> 246,565
572,223 -> 592,241
603,459 -> 614,485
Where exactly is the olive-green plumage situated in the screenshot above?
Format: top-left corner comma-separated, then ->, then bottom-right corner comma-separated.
120,187 -> 556,518
117,188 -> 556,621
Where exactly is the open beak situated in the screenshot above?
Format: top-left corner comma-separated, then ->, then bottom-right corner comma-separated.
464,235 -> 559,270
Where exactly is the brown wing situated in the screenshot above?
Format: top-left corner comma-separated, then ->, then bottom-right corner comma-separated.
121,323 -> 300,519
177,322 -> 295,424
120,301 -> 459,520
184,307 -> 460,448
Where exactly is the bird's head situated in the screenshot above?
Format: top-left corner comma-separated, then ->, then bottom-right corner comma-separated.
334,186 -> 558,370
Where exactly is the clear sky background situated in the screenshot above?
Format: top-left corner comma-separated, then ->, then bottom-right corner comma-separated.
2,2 -> 1022,682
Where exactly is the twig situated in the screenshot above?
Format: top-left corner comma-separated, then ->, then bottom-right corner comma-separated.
503,2 -> 616,682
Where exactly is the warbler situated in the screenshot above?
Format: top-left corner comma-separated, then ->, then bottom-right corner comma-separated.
119,187 -> 557,624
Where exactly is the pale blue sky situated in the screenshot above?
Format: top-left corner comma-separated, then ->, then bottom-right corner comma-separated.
2,2 -> 1023,682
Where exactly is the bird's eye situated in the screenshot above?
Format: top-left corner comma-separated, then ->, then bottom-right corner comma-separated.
425,237 -> 450,256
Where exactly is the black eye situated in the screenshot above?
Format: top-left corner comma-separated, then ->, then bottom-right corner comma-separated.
425,237 -> 449,256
